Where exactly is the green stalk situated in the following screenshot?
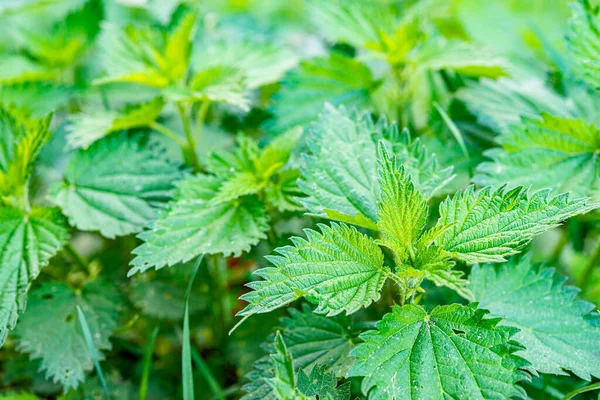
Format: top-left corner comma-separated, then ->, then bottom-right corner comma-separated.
177,103 -> 201,171
139,327 -> 159,400
194,100 -> 211,145
191,347 -> 225,400
182,254 -> 204,400
561,381 -> 600,400
149,122 -> 187,147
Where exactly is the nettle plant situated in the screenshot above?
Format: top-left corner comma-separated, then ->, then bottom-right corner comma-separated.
233,106 -> 600,399
2,0 -> 600,399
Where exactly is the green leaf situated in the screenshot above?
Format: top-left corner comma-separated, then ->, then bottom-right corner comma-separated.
51,133 -> 181,239
266,53 -> 378,133
0,55 -> 57,84
129,174 -> 269,274
376,142 -> 428,260
348,303 -> 529,400
567,0 -> 600,89
474,114 -> 600,201
0,109 -> 51,201
242,331 -> 298,400
95,13 -> 196,88
14,281 -> 120,390
129,279 -> 202,321
458,78 -> 573,133
299,105 -> 379,227
65,97 -> 165,150
300,105 -> 452,229
237,222 -> 389,318
280,304 -> 355,377
169,66 -> 250,110
192,40 -> 298,89
0,206 -> 69,346
307,0 -> 396,49
298,364 -> 351,400
415,40 -> 509,78
0,82 -> 70,117
436,185 -> 597,263
470,256 -> 600,380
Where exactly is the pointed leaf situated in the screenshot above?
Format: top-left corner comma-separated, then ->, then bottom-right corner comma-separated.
470,256 -> 600,380
349,303 -> 529,400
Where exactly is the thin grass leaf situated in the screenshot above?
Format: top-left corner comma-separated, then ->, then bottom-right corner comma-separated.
433,102 -> 472,177
139,327 -> 159,400
76,305 -> 109,399
182,255 -> 204,400
191,347 -> 225,400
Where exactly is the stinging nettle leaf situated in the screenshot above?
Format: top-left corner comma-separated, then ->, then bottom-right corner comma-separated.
470,256 -> 600,380
129,174 -> 269,274
0,206 -> 69,347
237,222 -> 389,319
299,105 -> 452,230
435,185 -> 597,263
567,0 -> 600,89
474,114 -> 600,201
51,133 -> 182,239
348,303 -> 530,400
14,281 -> 120,390
266,53 -> 378,134
279,303 -> 356,377
376,142 -> 428,260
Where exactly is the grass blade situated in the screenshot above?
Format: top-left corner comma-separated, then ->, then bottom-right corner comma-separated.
77,305 -> 110,399
434,102 -> 473,177
191,347 -> 225,400
182,254 -> 204,400
139,326 -> 159,400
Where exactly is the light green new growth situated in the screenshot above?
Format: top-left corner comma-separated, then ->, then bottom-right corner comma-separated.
14,281 -> 120,390
470,256 -> 600,380
65,97 -> 165,150
237,223 -> 389,318
0,108 -> 51,203
349,304 -> 529,400
474,114 -> 600,200
51,133 -> 182,239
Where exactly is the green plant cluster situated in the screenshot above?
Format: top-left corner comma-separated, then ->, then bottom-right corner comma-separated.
0,0 -> 600,399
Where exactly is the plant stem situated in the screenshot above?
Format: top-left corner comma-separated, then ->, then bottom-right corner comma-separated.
561,381 -> 600,400
550,228 -> 569,264
177,103 -> 201,171
194,100 -> 210,144
64,243 -> 88,273
182,255 -> 204,400
580,239 -> 600,291
149,122 -> 187,147
191,347 -> 225,400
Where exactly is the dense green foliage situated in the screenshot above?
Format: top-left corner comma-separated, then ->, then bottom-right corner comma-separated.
0,0 -> 600,399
